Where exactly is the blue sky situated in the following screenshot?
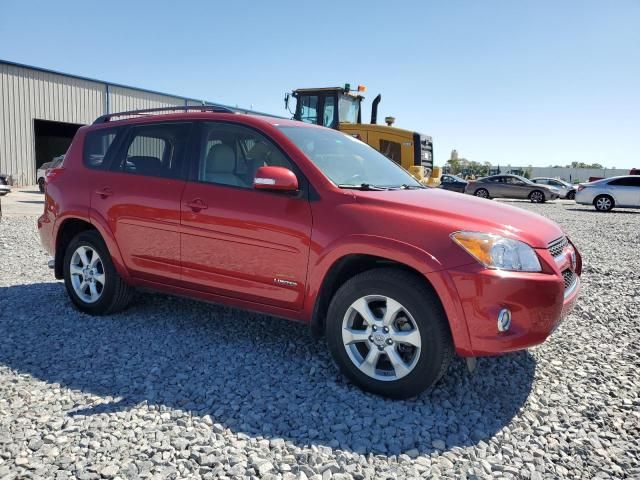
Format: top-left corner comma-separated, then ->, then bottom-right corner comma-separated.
1,0 -> 638,169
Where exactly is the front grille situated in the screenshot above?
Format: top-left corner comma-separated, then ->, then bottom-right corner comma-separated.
562,269 -> 576,290
548,236 -> 568,257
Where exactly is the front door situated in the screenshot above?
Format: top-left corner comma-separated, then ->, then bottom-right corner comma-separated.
504,176 -> 530,199
88,122 -> 192,284
180,122 -> 312,310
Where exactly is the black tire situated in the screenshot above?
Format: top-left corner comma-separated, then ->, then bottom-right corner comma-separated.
63,230 -> 134,315
594,194 -> 614,212
474,188 -> 489,199
326,268 -> 453,399
566,190 -> 576,200
38,178 -> 45,193
529,190 -> 545,203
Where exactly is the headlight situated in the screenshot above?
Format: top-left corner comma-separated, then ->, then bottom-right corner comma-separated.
451,231 -> 542,272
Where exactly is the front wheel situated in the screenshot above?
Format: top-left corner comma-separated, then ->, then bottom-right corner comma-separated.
38,178 -> 45,193
567,190 -> 576,200
63,230 -> 134,315
326,268 -> 453,399
529,190 -> 545,203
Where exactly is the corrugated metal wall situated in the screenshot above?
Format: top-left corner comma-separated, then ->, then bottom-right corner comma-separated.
0,61 -> 204,185
108,86 -> 184,113
0,63 -> 105,185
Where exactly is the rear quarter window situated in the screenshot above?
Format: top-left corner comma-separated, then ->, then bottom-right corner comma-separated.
84,128 -> 121,169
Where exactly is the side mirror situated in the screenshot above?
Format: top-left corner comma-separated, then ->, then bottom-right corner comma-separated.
284,93 -> 290,111
254,166 -> 299,192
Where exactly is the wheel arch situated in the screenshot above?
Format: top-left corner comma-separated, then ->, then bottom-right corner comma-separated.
54,217 -> 96,279
54,214 -> 129,281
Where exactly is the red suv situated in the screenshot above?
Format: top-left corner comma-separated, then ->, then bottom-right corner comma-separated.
38,107 -> 581,398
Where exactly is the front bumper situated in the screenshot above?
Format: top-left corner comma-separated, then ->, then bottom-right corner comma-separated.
445,257 -> 580,356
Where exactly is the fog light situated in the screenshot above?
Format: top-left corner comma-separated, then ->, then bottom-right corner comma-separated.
497,309 -> 512,332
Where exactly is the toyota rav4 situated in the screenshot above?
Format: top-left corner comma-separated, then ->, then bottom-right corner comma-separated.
38,107 -> 581,398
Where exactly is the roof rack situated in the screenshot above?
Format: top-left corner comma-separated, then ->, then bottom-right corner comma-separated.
93,105 -> 240,124
94,105 -> 287,124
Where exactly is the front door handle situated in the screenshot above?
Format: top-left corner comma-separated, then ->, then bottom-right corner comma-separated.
95,187 -> 113,198
186,199 -> 208,212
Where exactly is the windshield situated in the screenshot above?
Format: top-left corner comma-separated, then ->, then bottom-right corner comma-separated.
278,126 -> 422,189
338,96 -> 359,123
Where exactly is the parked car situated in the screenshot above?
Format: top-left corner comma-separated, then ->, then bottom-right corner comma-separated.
0,173 -> 11,196
38,107 -> 582,398
630,168 -> 639,175
466,174 -> 560,203
575,175 -> 640,212
439,174 -> 467,193
531,177 -> 576,199
37,155 -> 64,192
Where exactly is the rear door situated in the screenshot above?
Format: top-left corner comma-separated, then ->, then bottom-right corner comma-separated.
609,177 -> 640,206
485,176 -> 505,197
179,122 -> 312,310
89,121 -> 192,284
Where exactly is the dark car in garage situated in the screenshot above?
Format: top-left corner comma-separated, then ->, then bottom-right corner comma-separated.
439,174 -> 468,193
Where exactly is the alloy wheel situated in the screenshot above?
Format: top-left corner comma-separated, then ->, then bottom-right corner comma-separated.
69,245 -> 105,303
475,189 -> 488,198
531,191 -> 544,203
341,295 -> 422,381
596,197 -> 612,211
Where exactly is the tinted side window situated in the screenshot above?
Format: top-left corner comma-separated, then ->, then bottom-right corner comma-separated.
84,128 -> 121,169
117,123 -> 191,178
610,177 -> 640,187
197,123 -> 294,189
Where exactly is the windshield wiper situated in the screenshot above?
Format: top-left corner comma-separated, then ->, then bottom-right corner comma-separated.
386,184 -> 425,190
338,183 -> 388,191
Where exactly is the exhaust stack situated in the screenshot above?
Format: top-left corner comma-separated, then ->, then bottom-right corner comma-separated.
370,94 -> 381,124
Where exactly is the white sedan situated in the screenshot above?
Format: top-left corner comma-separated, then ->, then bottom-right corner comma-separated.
575,175 -> 640,212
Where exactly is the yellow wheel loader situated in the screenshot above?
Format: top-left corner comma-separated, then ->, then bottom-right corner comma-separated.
285,84 -> 436,184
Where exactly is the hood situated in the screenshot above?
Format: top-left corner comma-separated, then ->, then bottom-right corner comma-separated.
353,188 -> 564,248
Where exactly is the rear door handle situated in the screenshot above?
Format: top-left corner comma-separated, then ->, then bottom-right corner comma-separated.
186,199 -> 208,212
95,187 -> 113,198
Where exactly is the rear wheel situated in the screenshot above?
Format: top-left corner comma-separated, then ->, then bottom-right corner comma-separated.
474,188 -> 489,199
326,268 -> 453,399
63,230 -> 134,315
594,195 -> 614,212
38,178 -> 45,193
529,190 -> 545,203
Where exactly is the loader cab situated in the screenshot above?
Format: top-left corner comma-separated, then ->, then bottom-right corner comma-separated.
288,86 -> 364,129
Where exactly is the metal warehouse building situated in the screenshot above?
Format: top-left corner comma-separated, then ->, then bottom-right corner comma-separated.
0,59 -> 218,186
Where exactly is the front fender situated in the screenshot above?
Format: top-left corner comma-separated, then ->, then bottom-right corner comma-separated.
303,234 -> 474,354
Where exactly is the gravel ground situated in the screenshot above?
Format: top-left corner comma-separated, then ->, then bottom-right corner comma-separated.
0,202 -> 638,479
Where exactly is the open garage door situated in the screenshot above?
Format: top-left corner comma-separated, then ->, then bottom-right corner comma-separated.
33,119 -> 84,179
